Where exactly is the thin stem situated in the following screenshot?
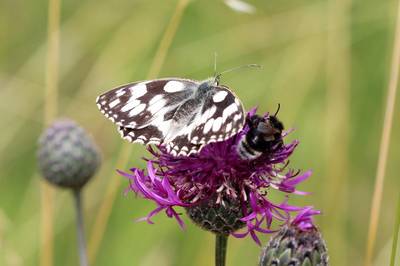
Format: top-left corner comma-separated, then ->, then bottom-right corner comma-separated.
74,189 -> 89,266
40,183 -> 54,266
146,0 -> 190,79
40,0 -> 60,265
365,0 -> 400,264
215,234 -> 228,266
88,145 -> 131,263
323,0 -> 351,263
45,0 -> 60,125
87,0 -> 190,263
390,192 -> 400,266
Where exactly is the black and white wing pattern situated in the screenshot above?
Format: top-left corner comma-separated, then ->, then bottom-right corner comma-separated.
165,85 -> 245,155
96,78 -> 245,156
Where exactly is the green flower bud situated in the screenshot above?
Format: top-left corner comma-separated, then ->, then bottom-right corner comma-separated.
259,225 -> 328,266
37,119 -> 101,189
186,195 -> 246,235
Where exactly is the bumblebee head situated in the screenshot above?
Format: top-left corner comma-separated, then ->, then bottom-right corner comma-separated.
246,106 -> 284,153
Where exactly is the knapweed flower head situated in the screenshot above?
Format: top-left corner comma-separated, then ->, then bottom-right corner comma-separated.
37,119 -> 101,189
259,207 -> 328,266
119,109 -> 313,244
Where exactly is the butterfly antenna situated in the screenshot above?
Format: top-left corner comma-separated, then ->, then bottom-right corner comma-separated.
214,52 -> 218,78
216,64 -> 262,81
274,103 -> 281,117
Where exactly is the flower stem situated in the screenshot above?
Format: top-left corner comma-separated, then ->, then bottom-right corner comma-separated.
73,189 -> 88,266
390,192 -> 400,266
40,0 -> 60,265
215,234 -> 228,266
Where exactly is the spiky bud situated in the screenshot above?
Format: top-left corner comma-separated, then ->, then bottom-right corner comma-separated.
259,225 -> 328,266
186,195 -> 246,235
37,119 -> 101,189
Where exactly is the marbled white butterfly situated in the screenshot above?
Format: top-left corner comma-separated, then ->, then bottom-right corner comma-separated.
96,74 -> 247,156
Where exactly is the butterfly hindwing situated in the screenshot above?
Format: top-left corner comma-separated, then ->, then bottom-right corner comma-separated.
118,125 -> 163,145
166,85 -> 245,156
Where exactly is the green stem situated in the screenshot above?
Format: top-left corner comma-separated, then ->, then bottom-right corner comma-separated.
74,189 -> 89,266
390,192 -> 400,266
215,234 -> 228,266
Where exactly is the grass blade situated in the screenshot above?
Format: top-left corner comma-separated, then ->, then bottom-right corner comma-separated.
390,193 -> 400,266
365,0 -> 400,264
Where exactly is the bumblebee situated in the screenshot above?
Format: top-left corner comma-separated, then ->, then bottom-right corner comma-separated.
237,106 -> 284,160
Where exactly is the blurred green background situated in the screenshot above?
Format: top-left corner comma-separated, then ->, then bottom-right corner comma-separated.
1,0 -> 400,265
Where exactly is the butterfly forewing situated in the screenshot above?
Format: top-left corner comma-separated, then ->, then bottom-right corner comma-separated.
96,78 -> 246,156
96,79 -> 197,128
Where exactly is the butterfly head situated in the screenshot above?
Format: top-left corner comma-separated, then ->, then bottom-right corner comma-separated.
197,78 -> 220,97
213,75 -> 221,86
205,77 -> 220,87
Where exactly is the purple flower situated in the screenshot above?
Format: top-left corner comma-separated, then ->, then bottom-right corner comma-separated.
120,110 -> 316,244
290,206 -> 321,231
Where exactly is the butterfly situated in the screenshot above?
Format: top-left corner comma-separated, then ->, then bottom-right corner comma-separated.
96,75 -> 246,156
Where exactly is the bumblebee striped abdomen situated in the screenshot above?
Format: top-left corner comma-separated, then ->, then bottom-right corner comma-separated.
237,137 -> 263,160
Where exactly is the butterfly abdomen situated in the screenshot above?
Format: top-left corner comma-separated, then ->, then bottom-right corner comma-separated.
172,98 -> 202,122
